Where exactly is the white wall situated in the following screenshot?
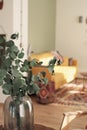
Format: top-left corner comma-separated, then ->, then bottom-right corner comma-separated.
13,0 -> 28,58
0,0 -> 28,103
0,0 -> 28,56
0,0 -> 13,103
0,0 -> 13,37
56,0 -> 87,72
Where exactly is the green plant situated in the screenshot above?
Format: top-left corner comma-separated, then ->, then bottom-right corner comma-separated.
0,33 -> 63,100
0,33 -> 40,98
48,50 -> 64,74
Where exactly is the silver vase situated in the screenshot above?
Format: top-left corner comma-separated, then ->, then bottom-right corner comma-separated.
4,95 -> 34,130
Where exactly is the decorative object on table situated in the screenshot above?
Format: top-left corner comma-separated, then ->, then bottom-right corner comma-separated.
4,96 -> 33,130
0,33 -> 40,130
33,71 -> 55,104
32,51 -> 63,104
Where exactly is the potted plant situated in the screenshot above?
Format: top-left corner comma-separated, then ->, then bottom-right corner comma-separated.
0,33 -> 41,130
0,33 -> 64,129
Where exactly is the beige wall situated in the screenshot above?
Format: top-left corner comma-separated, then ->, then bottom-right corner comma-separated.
29,0 -> 56,53
56,0 -> 87,72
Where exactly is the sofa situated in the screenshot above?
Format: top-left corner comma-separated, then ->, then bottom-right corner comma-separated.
30,52 -> 78,90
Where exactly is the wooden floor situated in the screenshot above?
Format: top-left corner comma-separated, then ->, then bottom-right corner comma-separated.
0,96 -> 87,130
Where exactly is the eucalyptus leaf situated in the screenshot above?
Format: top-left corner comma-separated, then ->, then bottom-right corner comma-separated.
6,40 -> 14,47
24,60 -> 29,66
48,65 -> 54,74
3,89 -> 10,95
15,59 -> 20,65
30,59 -> 39,66
3,58 -> 12,69
20,60 -> 29,72
0,35 -> 5,44
4,74 -> 12,84
10,52 -> 17,59
13,78 -> 26,87
12,78 -> 27,97
11,33 -> 19,39
18,52 -> 24,58
0,80 -> 3,86
28,84 -> 40,95
2,84 -> 13,95
11,45 -> 19,53
20,66 -> 27,72
0,69 -> 7,79
12,68 -> 22,78
42,78 -> 48,85
0,46 -> 4,50
20,65 -> 29,72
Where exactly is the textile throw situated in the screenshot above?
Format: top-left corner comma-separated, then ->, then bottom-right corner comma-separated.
54,78 -> 87,107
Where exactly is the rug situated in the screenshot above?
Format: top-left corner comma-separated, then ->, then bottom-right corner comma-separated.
54,77 -> 87,106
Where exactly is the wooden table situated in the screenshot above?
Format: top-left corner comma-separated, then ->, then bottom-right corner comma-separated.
33,97 -> 87,130
0,96 -> 87,130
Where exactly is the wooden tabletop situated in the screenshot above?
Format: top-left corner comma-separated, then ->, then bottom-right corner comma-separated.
0,124 -> 54,130
0,96 -> 87,130
33,96 -> 87,130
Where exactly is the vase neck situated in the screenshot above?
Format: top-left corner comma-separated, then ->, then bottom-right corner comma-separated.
12,95 -> 23,102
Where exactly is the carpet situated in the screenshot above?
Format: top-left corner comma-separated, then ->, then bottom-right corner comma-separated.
54,77 -> 87,106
